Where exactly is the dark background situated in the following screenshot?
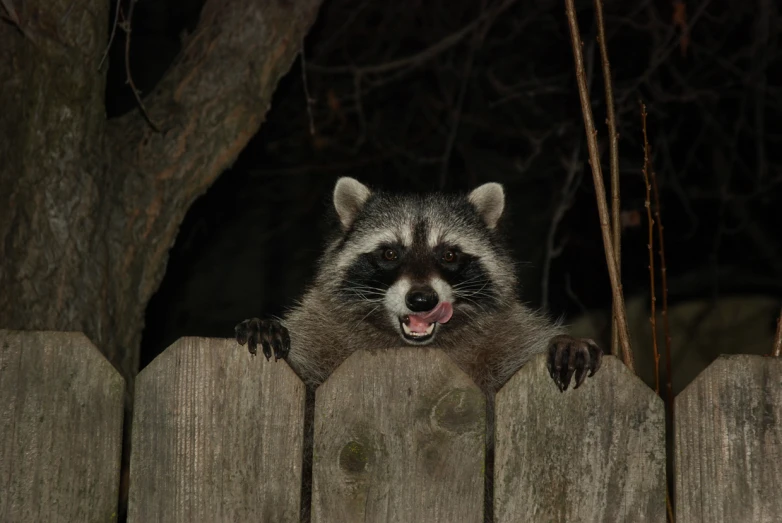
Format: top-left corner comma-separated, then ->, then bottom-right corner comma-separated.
103,0 -> 782,372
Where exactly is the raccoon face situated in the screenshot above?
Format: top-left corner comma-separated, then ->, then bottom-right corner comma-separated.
327,177 -> 515,345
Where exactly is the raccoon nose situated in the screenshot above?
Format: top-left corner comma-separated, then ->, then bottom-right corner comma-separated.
405,286 -> 439,312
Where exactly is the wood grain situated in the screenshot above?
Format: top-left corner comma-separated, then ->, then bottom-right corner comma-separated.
312,348 -> 485,522
675,354 -> 782,523
494,353 -> 665,523
128,337 -> 305,522
0,330 -> 124,522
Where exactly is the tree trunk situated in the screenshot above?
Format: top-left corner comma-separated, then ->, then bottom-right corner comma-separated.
0,0 -> 322,386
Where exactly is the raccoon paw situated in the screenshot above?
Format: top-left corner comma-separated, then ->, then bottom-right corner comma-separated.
546,335 -> 602,392
235,318 -> 291,361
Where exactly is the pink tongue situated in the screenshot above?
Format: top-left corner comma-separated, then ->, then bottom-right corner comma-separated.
407,302 -> 453,333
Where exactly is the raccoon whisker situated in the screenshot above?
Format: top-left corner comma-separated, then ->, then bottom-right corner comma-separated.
454,286 -> 494,299
454,278 -> 493,294
346,281 -> 383,291
456,290 -> 496,302
451,276 -> 490,289
454,305 -> 479,323
340,283 -> 388,300
455,292 -> 506,315
455,283 -> 497,302
452,284 -> 493,295
345,293 -> 385,303
355,305 -> 381,326
454,292 -> 491,311
452,284 -> 490,292
340,279 -> 387,289
457,300 -> 490,319
343,288 -> 385,297
453,287 -> 493,297
341,285 -> 386,295
339,286 -> 386,299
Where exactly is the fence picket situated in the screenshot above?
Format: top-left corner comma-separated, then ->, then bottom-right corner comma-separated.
0,330 -> 124,522
494,353 -> 666,522
312,348 -> 486,522
128,337 -> 306,522
675,354 -> 782,523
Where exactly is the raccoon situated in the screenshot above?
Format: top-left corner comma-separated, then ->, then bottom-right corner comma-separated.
236,177 -> 602,394
236,177 -> 602,522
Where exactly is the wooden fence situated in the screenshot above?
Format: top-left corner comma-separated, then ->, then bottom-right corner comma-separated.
1,329 -> 780,522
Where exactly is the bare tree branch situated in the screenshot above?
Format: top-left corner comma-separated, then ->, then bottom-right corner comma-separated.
773,307 -> 782,358
641,101 -> 658,392
307,0 -> 519,75
594,0 -> 622,358
565,0 -> 634,371
104,0 -> 323,351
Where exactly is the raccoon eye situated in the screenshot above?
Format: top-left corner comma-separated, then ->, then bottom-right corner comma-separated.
442,250 -> 458,263
383,248 -> 398,261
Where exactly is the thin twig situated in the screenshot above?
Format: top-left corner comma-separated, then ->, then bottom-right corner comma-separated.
650,140 -> 674,411
641,102 -> 659,393
542,42 -> 594,311
122,0 -> 159,132
564,0 -> 634,371
1,0 -> 20,26
1,0 -> 37,41
439,38 -> 477,189
773,307 -> 782,358
594,0 -> 622,359
541,138 -> 583,311
307,0 -> 518,75
647,102 -> 674,521
99,0 -> 123,69
301,41 -> 317,137
439,0 -> 490,189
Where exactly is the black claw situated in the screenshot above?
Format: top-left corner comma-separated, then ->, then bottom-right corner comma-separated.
270,335 -> 283,361
573,367 -> 586,389
546,335 -> 603,392
588,340 -> 603,376
234,317 -> 291,362
281,328 -> 291,359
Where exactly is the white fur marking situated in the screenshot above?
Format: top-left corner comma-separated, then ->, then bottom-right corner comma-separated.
385,278 -> 411,316
427,224 -> 445,248
429,277 -> 454,304
400,221 -> 414,247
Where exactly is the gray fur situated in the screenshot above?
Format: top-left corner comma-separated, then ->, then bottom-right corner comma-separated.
281,177 -> 564,395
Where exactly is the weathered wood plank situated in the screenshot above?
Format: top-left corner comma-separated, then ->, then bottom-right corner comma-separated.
128,337 -> 305,522
0,330 -> 124,523
495,353 -> 666,523
675,354 -> 782,523
312,348 -> 485,522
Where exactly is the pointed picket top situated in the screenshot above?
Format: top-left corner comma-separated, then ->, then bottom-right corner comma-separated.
0,330 -> 124,522
495,353 -> 666,523
312,348 -> 486,523
675,354 -> 782,522
129,336 -> 306,523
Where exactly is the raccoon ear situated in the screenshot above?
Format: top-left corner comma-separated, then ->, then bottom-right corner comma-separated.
333,177 -> 372,230
468,182 -> 505,230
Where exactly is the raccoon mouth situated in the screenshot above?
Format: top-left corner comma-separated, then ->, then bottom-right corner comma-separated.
400,318 -> 437,341
399,302 -> 453,343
